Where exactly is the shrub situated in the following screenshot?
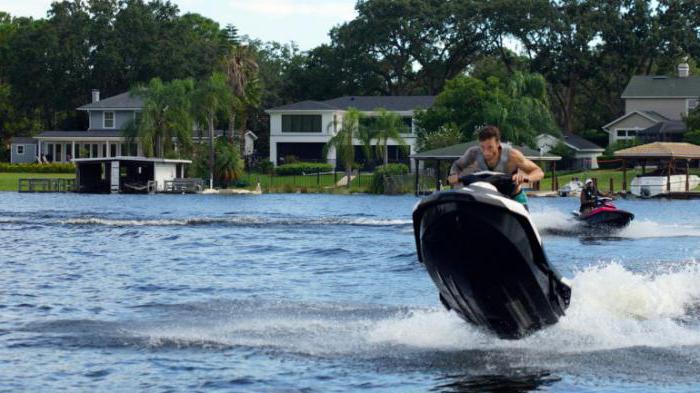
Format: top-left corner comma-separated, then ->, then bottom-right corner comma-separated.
368,163 -> 410,194
0,162 -> 76,173
255,160 -> 274,174
276,162 -> 334,176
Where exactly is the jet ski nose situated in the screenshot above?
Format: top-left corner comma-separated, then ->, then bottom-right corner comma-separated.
469,182 -> 498,192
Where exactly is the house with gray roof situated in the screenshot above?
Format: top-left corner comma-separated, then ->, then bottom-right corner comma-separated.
265,96 -> 435,170
536,132 -> 605,169
602,61 -> 698,145
10,90 -> 238,164
9,90 -> 144,163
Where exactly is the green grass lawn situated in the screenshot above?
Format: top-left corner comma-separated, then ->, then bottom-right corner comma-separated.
0,172 -> 75,191
536,168 -> 700,193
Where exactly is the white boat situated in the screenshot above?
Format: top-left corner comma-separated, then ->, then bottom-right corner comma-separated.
630,169 -> 700,197
558,179 -> 583,197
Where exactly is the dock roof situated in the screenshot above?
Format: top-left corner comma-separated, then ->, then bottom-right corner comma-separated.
614,142 -> 700,159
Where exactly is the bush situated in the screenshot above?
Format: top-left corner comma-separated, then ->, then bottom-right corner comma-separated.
255,160 -> 274,174
276,162 -> 334,176
0,162 -> 75,173
368,163 -> 410,194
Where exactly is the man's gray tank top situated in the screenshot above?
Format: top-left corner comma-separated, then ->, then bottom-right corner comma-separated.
475,144 -> 511,172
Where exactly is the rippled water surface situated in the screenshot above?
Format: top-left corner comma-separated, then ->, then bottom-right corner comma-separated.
2,192 -> 700,392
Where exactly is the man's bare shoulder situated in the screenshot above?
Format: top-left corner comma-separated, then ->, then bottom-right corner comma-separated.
508,147 -> 525,162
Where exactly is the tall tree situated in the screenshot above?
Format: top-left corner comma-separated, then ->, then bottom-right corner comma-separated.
325,108 -> 363,188
416,72 -> 558,146
127,77 -> 194,158
373,108 -> 408,166
192,72 -> 233,189
222,44 -> 259,148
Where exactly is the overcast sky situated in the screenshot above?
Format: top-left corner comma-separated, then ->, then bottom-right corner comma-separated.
0,0 -> 358,50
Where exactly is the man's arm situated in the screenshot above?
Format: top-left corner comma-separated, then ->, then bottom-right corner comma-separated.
447,149 -> 476,185
510,149 -> 544,185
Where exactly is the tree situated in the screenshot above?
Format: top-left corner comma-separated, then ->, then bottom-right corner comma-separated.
192,72 -> 233,189
126,78 -> 194,158
325,108 -> 362,188
374,108 -> 408,166
416,72 -> 558,147
684,106 -> 700,145
416,123 -> 464,152
222,44 -> 259,148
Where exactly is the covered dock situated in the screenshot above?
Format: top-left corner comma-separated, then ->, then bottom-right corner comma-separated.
73,156 -> 193,194
614,142 -> 700,196
409,142 -> 561,195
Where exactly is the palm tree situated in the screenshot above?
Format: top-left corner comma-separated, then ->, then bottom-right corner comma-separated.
356,118 -> 378,169
126,78 -> 194,158
324,108 -> 362,188
374,108 -> 409,166
192,72 -> 233,189
222,45 -> 259,148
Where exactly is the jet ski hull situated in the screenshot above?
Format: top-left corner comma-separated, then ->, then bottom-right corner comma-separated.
576,207 -> 634,228
413,189 -> 571,339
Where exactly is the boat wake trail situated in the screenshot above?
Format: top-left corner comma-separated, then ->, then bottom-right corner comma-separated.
59,216 -> 412,228
532,209 -> 700,239
15,261 -> 700,358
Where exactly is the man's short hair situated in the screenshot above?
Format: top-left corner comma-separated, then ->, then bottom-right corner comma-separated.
477,125 -> 501,142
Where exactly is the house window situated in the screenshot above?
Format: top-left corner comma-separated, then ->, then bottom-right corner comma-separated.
281,115 -> 322,133
689,99 -> 699,111
401,117 -> 413,134
16,145 -> 24,155
103,111 -> 115,128
616,129 -> 638,139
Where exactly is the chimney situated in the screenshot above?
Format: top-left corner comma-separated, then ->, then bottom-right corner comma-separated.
91,89 -> 100,103
678,59 -> 689,78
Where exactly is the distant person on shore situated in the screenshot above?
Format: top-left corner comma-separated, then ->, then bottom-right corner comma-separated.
447,125 -> 544,209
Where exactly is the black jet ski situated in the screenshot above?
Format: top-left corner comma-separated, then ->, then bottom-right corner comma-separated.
412,171 -> 571,339
572,197 -> 634,229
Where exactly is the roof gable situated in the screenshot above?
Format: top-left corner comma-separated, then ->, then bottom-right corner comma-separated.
602,111 -> 661,131
563,133 -> 603,151
78,92 -> 143,110
622,75 -> 700,98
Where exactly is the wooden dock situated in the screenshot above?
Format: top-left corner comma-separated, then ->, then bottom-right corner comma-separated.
18,178 -> 76,193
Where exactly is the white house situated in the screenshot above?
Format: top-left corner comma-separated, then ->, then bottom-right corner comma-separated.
265,96 -> 435,171
602,61 -> 699,145
536,133 -> 604,169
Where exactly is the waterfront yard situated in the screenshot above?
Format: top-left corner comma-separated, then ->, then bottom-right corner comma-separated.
0,173 -> 75,192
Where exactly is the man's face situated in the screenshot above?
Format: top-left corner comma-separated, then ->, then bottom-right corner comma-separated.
479,138 -> 500,162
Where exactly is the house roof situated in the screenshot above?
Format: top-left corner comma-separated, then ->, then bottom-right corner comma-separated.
614,142 -> 700,159
563,133 -> 604,151
621,75 -> 700,98
10,137 -> 37,144
77,92 -> 143,110
267,96 -> 436,112
638,120 -> 687,135
602,110 -> 667,131
73,156 -> 191,164
410,141 -> 561,161
36,130 -> 124,138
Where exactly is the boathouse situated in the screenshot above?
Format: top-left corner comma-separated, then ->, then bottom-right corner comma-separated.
73,157 -> 193,194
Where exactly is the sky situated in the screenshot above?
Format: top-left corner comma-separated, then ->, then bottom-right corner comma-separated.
0,0 -> 359,50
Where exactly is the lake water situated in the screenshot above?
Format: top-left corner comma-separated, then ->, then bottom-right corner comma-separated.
1,192 -> 700,392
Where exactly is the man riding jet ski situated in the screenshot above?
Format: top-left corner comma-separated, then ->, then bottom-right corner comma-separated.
414,126 -> 571,339
574,179 -> 634,229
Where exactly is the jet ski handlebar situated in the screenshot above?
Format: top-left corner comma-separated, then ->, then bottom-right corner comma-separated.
457,171 -> 527,196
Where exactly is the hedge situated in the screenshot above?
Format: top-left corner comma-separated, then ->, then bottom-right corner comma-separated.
0,162 -> 76,173
368,163 -> 410,194
275,162 -> 334,176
